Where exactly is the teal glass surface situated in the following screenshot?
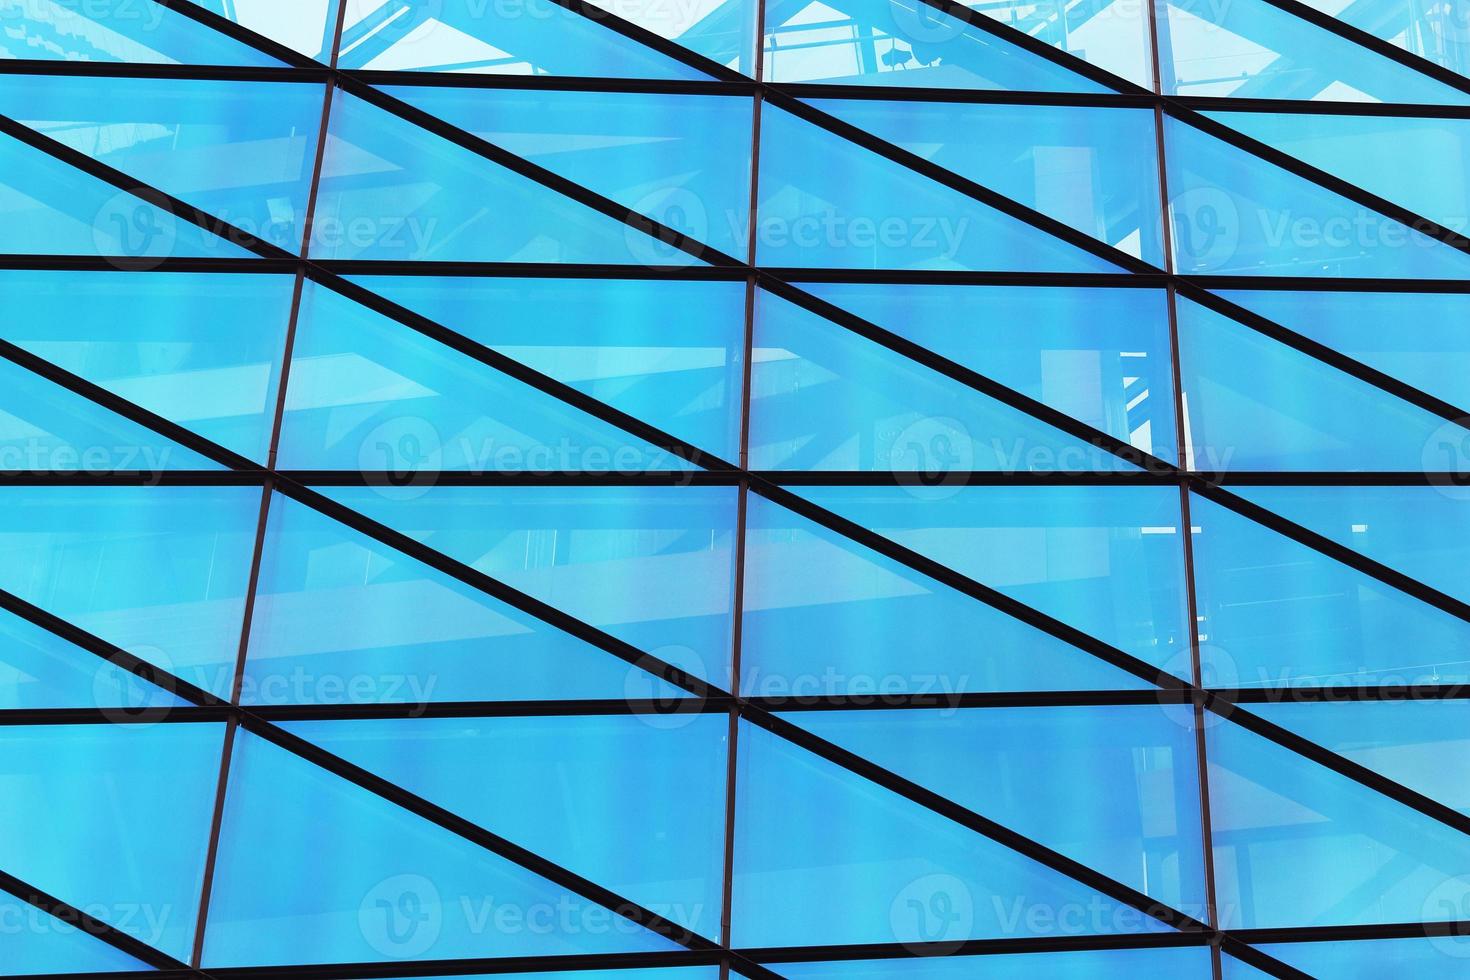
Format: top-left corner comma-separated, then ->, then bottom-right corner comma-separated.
350,276 -> 746,462
793,486 -> 1191,675
0,74 -> 325,254
0,270 -> 294,462
1296,0 -> 1470,80
1161,0 -> 1470,103
799,281 -> 1176,463
186,0 -> 343,61
0,352 -> 219,473
0,0 -> 283,64
1256,936 -> 1470,976
287,713 -> 729,937
952,0 -> 1154,85
1208,715 -> 1470,928
244,493 -> 685,704
1232,485 -> 1470,602
784,705 -> 1207,909
0,723 -> 225,961
731,720 -> 1171,946
749,288 -> 1143,472
385,86 -> 754,261
1177,296 -> 1457,471
335,0 -> 708,77
778,947 -> 1212,978
0,486 -> 260,699
0,896 -> 151,975
275,281 -> 695,473
202,729 -> 680,965
313,89 -> 701,262
319,485 -> 739,687
1166,117 -> 1470,278
0,130 -> 253,259
0,612 -> 184,711
581,0 -> 759,73
740,492 -> 1153,696
1209,111 -> 1470,235
762,0 -> 1108,91
809,99 -> 1165,264
755,103 -> 1123,271
1189,491 -> 1470,688
1217,288 -> 1470,411
1249,698 -> 1470,814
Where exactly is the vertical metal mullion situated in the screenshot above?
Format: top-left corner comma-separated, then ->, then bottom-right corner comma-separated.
186,6 -> 350,968
1146,0 -> 1222,974
720,7 -> 767,973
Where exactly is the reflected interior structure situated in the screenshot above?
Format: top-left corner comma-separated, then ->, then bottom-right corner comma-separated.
1,1 -> 1468,978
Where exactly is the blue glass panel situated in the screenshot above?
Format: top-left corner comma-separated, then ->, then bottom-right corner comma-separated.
0,270 -> 294,462
1160,0 -> 1470,103
0,612 -> 183,712
0,131 -> 253,259
1209,111 -> 1470,234
0,723 -> 224,960
1219,952 -> 1275,979
1165,117 -> 1470,278
762,0 -> 1108,91
349,276 -> 746,463
582,0 -> 758,74
0,75 -> 324,255
953,0 -> 1154,86
808,100 -> 1164,264
186,0 -> 342,62
0,0 -> 282,64
319,486 -> 738,687
756,104 -> 1121,271
354,972 -> 719,980
245,493 -> 684,705
801,282 -> 1176,463
286,714 -> 728,937
313,89 -> 703,263
1295,0 -> 1470,80
793,486 -> 1190,675
335,0 -> 707,77
750,289 -> 1141,472
1207,715 -> 1470,928
1248,699 -> 1470,815
0,353 -> 219,472
784,706 -> 1206,910
1232,486 -> 1470,603
1256,936 -> 1470,976
1189,491 -> 1470,688
275,281 -> 694,473
778,947 -> 1212,978
1217,289 -> 1470,411
741,493 -> 1152,695
731,720 -> 1170,947
0,486 -> 259,700
386,86 -> 752,261
203,729 -> 679,966
0,892 -> 151,975
1176,296 -> 1454,472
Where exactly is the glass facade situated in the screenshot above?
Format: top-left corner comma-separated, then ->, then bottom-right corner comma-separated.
0,1 -> 1466,978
